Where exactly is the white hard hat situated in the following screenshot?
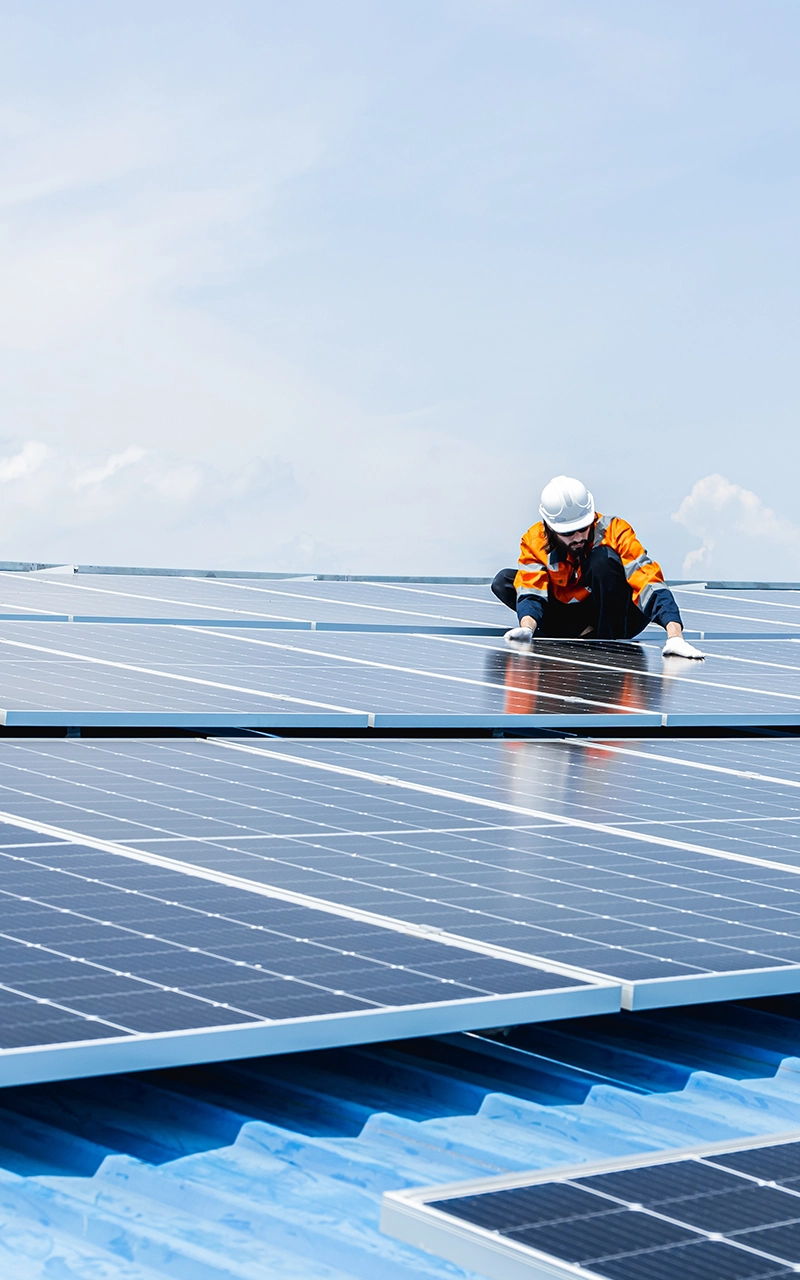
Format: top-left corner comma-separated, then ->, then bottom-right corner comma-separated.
539,475 -> 595,533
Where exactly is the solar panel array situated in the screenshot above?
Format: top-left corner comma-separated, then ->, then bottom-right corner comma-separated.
0,621 -> 798,727
0,572 -> 799,1082
384,1134 -> 800,1279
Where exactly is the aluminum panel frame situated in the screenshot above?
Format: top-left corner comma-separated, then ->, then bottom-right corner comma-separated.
0,710 -> 370,728
622,964 -> 800,1011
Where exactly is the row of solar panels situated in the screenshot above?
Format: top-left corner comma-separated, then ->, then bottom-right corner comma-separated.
2,733 -> 800,1085
0,572 -> 798,636
0,623 -> 793,727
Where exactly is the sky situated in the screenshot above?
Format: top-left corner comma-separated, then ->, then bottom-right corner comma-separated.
0,1 -> 798,578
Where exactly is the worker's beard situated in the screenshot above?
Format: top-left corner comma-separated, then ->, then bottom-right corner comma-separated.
546,523 -> 594,565
562,535 -> 591,562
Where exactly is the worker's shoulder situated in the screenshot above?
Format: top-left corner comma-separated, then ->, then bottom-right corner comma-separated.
520,519 -> 547,544
599,513 -> 637,536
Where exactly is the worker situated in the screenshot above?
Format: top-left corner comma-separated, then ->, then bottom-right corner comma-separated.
492,475 -> 704,658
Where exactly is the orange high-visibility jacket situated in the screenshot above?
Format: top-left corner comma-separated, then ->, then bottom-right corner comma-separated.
514,514 -> 667,613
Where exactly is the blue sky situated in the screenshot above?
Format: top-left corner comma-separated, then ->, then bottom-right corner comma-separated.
0,1 -> 797,576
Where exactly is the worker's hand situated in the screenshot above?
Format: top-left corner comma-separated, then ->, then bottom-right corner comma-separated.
662,635 -> 705,659
504,626 -> 534,643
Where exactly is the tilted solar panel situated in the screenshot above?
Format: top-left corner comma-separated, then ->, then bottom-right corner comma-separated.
0,573 -> 508,630
674,586 -> 800,637
5,574 -> 800,636
0,623 -> 799,727
0,821 -> 612,1086
383,1131 -> 800,1279
0,738 -> 800,1008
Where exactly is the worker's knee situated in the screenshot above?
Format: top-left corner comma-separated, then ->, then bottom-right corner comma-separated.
491,568 -> 518,611
586,546 -> 626,588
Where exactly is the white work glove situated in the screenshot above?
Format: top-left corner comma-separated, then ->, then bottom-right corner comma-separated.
504,626 -> 534,643
662,635 -> 705,659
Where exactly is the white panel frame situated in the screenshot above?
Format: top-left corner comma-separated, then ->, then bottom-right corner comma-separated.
623,964 -> 800,1010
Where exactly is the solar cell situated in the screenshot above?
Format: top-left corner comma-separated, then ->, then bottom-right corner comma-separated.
0,737 -> 800,1007
382,1133 -> 800,1280
0,822 -> 610,1086
0,623 -> 799,727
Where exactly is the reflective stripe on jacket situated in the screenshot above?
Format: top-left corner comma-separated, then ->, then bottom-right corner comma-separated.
513,514 -> 667,612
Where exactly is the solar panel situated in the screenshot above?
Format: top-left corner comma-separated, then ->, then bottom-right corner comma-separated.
674,587 -> 800,638
5,574 -> 800,636
0,820 -> 613,1087
0,573 -> 508,630
0,623 -> 800,727
382,1132 -> 800,1279
0,737 -> 800,1008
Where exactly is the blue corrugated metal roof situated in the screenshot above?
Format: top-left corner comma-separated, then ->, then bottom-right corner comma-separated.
2,997 -> 800,1276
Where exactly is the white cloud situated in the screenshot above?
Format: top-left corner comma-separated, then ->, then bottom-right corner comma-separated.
0,441 -> 50,482
0,438 -> 298,567
0,424 -> 520,574
671,474 -> 800,580
74,446 -> 146,488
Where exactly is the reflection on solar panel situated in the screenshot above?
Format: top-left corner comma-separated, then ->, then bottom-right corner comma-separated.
268,735 -> 800,868
0,623 -> 799,726
382,1131 -> 800,1279
0,737 -> 798,1007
